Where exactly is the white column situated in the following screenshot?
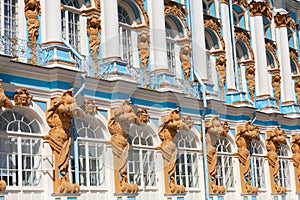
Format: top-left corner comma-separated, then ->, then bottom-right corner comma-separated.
220,3 -> 236,90
276,27 -> 295,103
191,0 -> 207,80
250,16 -> 271,97
149,0 -> 168,72
44,0 -> 62,43
101,0 -> 121,59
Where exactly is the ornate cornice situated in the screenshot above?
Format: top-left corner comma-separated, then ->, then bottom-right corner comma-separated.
135,0 -> 149,27
204,15 -> 225,50
274,13 -> 296,30
235,27 -> 254,61
265,39 -> 280,69
165,4 -> 190,37
232,0 -> 248,8
249,0 -> 272,21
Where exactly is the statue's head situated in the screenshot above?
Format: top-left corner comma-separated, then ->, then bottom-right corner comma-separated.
14,88 -> 32,107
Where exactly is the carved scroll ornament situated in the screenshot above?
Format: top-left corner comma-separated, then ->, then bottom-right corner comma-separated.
205,117 -> 229,194
135,0 -> 149,27
236,121 -> 260,194
266,127 -> 287,194
272,73 -> 281,108
108,101 -> 140,193
274,13 -> 296,30
292,134 -> 300,192
232,0 -> 248,8
137,31 -> 150,70
165,5 -> 190,37
249,0 -> 272,21
246,65 -> 255,102
180,44 -> 192,80
156,109 -> 185,194
43,89 -> 80,194
204,17 -> 225,50
235,28 -> 254,61
216,54 -> 227,101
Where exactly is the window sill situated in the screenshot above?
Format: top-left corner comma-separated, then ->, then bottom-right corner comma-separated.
185,188 -> 201,192
6,187 -> 44,192
79,187 -> 108,192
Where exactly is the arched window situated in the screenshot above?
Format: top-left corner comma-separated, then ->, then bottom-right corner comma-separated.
266,51 -> 275,69
175,130 -> 200,188
233,5 -> 246,29
291,60 -> 298,74
118,5 -> 134,66
277,144 -> 291,189
1,0 -> 18,38
127,125 -> 156,188
61,0 -> 81,51
0,108 -> 42,187
72,117 -> 106,187
263,17 -> 272,39
215,136 -> 234,189
288,28 -> 294,48
250,140 -> 266,189
203,0 -> 216,17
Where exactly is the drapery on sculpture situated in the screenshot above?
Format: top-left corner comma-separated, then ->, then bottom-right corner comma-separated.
43,89 -> 80,194
156,109 -> 185,194
216,54 -> 227,101
266,127 -> 287,194
137,31 -> 150,70
205,117 -> 228,194
180,44 -> 192,81
272,73 -> 281,108
87,14 -> 101,75
291,134 -> 300,192
14,88 -> 33,107
108,101 -> 140,193
246,65 -> 255,102
235,121 -> 260,194
24,0 -> 41,65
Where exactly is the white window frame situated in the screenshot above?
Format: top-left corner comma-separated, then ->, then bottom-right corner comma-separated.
1,0 -> 18,38
278,144 -> 291,189
250,140 -> 266,189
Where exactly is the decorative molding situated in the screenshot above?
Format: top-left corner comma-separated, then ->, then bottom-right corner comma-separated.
137,31 -> 150,70
232,0 -> 248,8
295,79 -> 300,108
14,88 -> 33,107
135,0 -> 149,27
248,0 -> 272,21
246,65 -> 255,102
220,0 -> 228,4
216,54 -> 227,101
180,43 -> 192,80
164,4 -> 190,37
43,89 -> 80,194
274,13 -> 296,30
272,73 -> 281,108
108,101 -> 139,194
205,117 -> 229,194
156,109 -> 185,194
266,127 -> 287,194
82,99 -> 98,115
24,0 -> 41,65
0,81 -> 13,109
235,27 -> 254,61
265,39 -> 280,69
292,134 -> 300,193
87,14 -> 101,75
204,16 -> 225,50
236,121 -> 260,194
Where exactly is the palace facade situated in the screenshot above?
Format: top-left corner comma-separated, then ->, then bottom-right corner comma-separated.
0,0 -> 300,200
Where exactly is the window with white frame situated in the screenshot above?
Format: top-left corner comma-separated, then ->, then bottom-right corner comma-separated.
215,136 -> 234,189
118,5 -> 133,66
165,20 -> 178,73
127,125 -> 156,188
250,140 -> 266,189
71,117 -> 106,187
175,130 -> 200,188
61,0 -> 81,51
277,144 -> 290,188
2,0 -> 18,38
0,109 -> 42,187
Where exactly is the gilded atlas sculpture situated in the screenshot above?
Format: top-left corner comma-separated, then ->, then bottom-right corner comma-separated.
24,0 -> 41,65
87,14 -> 101,76
137,30 -> 150,71
43,89 -> 80,194
295,79 -> 300,108
216,54 -> 227,101
205,117 -> 229,194
108,101 -> 140,194
291,134 -> 300,193
246,65 -> 255,102
180,44 -> 192,81
156,109 -> 185,194
0,81 -> 13,192
14,88 -> 33,107
272,73 -> 281,108
235,121 -> 260,194
266,127 -> 287,194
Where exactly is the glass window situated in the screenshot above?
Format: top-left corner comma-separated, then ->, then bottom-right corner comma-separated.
3,0 -> 18,38
0,109 -> 42,187
127,126 -> 156,188
175,130 -> 200,188
250,140 -> 266,189
215,136 -> 234,189
72,117 -> 106,187
61,0 -> 81,51
278,144 -> 290,188
165,20 -> 179,73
